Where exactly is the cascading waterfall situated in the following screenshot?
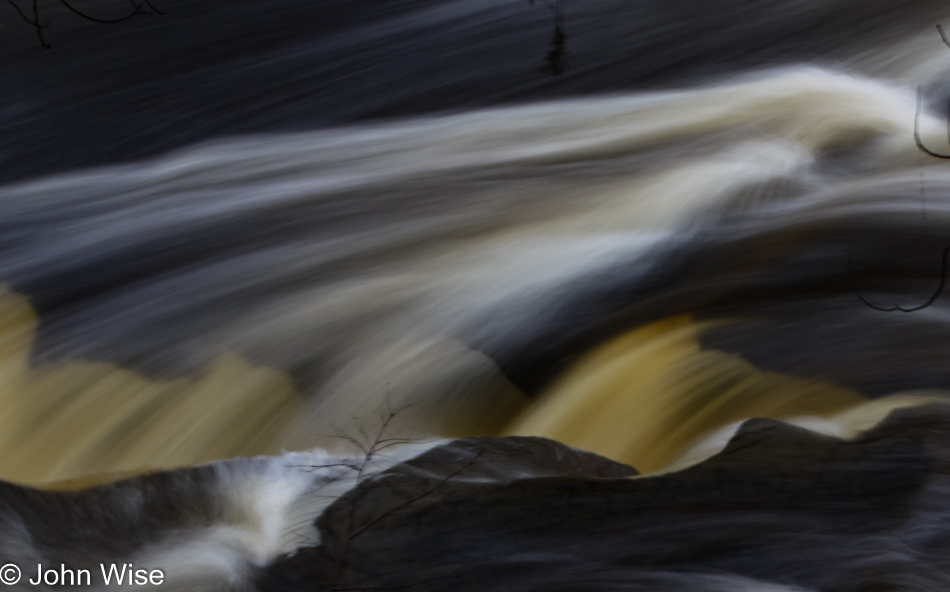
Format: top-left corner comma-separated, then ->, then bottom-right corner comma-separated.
6,1 -> 950,590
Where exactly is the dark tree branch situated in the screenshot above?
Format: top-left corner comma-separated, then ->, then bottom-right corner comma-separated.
529,0 -> 568,76
854,25 -> 950,312
57,0 -> 144,23
331,449 -> 483,591
345,449 -> 482,545
938,23 -> 950,49
915,26 -> 950,158
914,86 -> 950,159
848,245 -> 950,312
8,0 -> 161,48
295,400 -> 479,592
8,0 -> 51,48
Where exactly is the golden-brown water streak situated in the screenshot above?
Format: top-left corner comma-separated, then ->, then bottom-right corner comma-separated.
505,315 -> 865,473
0,289 -> 304,485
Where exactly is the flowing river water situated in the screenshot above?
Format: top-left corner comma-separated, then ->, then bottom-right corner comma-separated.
5,1 -> 950,589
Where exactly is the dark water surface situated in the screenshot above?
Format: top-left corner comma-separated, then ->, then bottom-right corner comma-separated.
2,0 -> 949,183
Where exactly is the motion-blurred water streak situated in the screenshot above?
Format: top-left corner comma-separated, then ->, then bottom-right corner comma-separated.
6,2 -> 950,588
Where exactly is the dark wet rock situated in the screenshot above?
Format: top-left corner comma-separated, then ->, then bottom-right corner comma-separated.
264,406 -> 950,591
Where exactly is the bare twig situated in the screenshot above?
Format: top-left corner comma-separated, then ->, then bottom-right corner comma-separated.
851,25 -> 950,312
281,399 -> 423,554
57,0 -> 144,23
529,0 -> 568,76
348,449 -> 480,544
288,396 -> 475,591
331,448 -> 483,591
914,86 -> 950,159
7,0 -> 50,48
848,245 -> 950,312
938,23 -> 950,49
8,0 -> 161,48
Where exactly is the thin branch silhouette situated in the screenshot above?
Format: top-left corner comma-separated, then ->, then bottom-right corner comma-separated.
529,0 -> 568,76
852,23 -> 950,312
331,448 -> 483,591
281,400 -> 422,551
8,0 -> 161,48
7,0 -> 50,48
57,0 -> 147,23
914,86 -> 950,160
914,85 -> 950,159
914,25 -> 950,158
848,244 -> 950,312
920,171 -> 933,247
285,396 -> 477,591
938,23 -> 950,48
